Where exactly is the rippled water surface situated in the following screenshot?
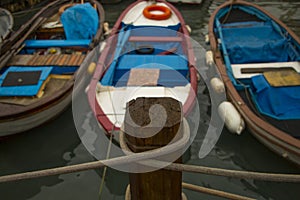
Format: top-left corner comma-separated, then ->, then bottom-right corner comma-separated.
0,0 -> 300,199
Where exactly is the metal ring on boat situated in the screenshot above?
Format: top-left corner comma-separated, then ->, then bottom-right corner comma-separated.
143,5 -> 172,20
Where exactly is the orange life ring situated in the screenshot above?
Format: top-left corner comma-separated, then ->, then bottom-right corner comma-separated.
143,5 -> 172,20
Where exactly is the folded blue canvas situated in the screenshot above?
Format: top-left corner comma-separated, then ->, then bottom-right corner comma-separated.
251,74 -> 300,120
61,3 -> 99,40
0,67 -> 52,96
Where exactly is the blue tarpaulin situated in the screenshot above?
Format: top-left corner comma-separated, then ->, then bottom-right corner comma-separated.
251,75 -> 300,120
60,3 -> 99,40
222,23 -> 289,64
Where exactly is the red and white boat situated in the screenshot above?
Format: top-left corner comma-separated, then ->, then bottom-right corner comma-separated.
88,0 -> 198,135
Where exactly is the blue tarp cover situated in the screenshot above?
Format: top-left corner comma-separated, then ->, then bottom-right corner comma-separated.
251,75 -> 300,120
61,3 -> 98,40
222,23 -> 288,64
0,67 -> 52,96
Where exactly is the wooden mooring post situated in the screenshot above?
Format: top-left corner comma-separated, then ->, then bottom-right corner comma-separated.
124,97 -> 183,200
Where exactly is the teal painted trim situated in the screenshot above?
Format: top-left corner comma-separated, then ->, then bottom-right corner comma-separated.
25,39 -> 91,48
101,27 -> 131,85
215,19 -> 237,86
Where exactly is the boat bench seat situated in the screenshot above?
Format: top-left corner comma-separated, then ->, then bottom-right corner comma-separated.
101,54 -> 189,86
8,54 -> 86,66
114,54 -> 189,86
116,54 -> 188,74
24,39 -> 91,48
232,61 -> 300,79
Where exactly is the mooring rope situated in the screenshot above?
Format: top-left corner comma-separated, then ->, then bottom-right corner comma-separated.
98,129 -> 114,200
182,182 -> 255,200
167,162 -> 300,183
124,182 -> 255,200
0,141 -> 299,184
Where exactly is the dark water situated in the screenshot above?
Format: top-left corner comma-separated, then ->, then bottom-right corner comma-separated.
1,0 -> 300,199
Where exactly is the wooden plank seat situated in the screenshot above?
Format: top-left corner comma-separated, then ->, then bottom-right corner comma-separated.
231,61 -> 300,79
8,54 -> 86,66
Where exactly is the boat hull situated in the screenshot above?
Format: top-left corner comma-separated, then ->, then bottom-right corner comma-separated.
208,0 -> 300,165
0,0 -> 104,137
89,0 -> 198,134
0,92 -> 71,137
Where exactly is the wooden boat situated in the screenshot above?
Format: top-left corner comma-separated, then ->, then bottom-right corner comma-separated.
88,0 -> 198,135
208,0 -> 300,165
0,0 -> 104,137
0,7 -> 13,44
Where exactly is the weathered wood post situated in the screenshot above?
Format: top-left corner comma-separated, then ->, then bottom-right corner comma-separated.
124,97 -> 183,200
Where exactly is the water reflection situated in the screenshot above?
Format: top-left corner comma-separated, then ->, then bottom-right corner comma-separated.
0,0 -> 300,199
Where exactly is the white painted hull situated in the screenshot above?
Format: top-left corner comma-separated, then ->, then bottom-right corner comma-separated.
91,0 -> 198,133
0,94 -> 71,137
96,84 -> 191,129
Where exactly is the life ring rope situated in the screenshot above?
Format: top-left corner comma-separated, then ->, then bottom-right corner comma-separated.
143,5 -> 172,20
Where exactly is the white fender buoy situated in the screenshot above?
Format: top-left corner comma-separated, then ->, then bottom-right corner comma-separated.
205,34 -> 210,45
218,101 -> 245,135
206,50 -> 214,67
103,22 -> 111,37
196,72 -> 201,82
210,77 -> 225,93
99,41 -> 106,53
186,24 -> 192,34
